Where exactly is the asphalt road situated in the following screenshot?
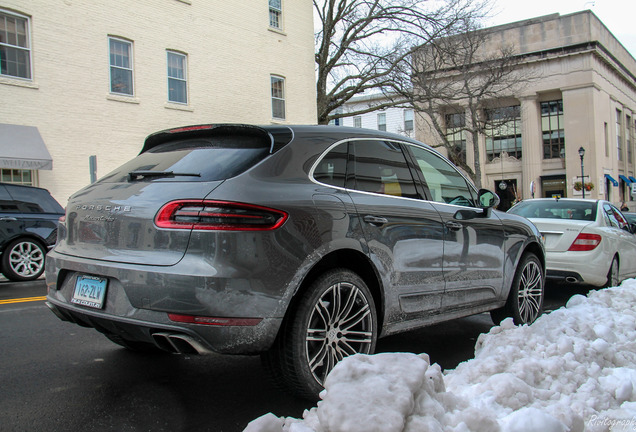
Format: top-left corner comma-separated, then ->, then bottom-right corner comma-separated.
0,278 -> 589,432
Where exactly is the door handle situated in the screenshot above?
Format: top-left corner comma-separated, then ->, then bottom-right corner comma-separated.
364,215 -> 389,226
0,217 -> 17,221
445,220 -> 463,231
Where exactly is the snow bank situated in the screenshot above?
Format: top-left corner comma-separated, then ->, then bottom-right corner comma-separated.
245,281 -> 636,432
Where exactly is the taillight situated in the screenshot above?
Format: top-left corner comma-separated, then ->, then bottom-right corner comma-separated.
568,233 -> 602,251
155,200 -> 288,231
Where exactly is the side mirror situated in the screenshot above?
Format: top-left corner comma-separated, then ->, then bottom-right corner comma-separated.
477,189 -> 500,209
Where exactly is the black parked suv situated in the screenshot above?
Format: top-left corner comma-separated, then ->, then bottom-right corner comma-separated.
0,183 -> 64,281
45,124 -> 545,399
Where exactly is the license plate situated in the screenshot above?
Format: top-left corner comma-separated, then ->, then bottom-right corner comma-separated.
71,275 -> 108,309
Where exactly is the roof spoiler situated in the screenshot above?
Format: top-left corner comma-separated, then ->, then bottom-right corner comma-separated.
140,124 -> 293,154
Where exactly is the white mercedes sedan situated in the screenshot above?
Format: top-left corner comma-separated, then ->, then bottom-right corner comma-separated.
508,198 -> 636,287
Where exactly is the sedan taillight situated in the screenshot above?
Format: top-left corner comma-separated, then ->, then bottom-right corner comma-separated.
568,233 -> 602,251
155,200 -> 288,231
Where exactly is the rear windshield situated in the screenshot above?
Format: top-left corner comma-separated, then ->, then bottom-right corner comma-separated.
98,138 -> 270,183
508,200 -> 597,221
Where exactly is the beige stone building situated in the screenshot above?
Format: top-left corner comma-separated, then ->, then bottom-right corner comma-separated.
0,1 -> 317,204
417,11 -> 636,211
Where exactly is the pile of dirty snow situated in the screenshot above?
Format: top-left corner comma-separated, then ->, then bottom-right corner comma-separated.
245,280 -> 636,432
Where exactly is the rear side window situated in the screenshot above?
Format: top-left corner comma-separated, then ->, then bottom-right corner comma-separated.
352,140 -> 418,199
99,138 -> 271,183
0,185 -> 18,212
313,142 -> 348,188
4,185 -> 64,213
604,203 -> 628,229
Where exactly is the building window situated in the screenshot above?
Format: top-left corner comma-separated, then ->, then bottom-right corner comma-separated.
167,51 -> 187,104
377,112 -> 386,131
404,110 -> 414,132
1,169 -> 33,185
485,105 -> 522,162
269,0 -> 282,29
271,75 -> 285,120
541,100 -> 565,160
627,115 -> 633,164
109,37 -> 133,95
605,122 -> 609,157
617,109 -> 623,161
0,10 -> 31,79
353,116 -> 362,128
445,113 -> 466,165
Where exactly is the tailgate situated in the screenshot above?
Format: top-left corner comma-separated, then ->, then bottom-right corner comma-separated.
55,181 -> 221,265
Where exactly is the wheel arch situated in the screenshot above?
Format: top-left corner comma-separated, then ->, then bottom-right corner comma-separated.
287,248 -> 385,331
523,240 -> 546,274
0,234 -> 49,255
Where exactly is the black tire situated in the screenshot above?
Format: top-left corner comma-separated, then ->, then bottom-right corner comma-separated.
1,238 -> 46,281
262,268 -> 378,400
605,255 -> 619,287
491,253 -> 544,325
104,333 -> 166,354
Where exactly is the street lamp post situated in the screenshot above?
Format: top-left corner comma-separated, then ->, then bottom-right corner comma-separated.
579,147 -> 586,199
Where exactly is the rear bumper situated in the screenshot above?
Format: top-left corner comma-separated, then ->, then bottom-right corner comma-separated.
545,250 -> 609,287
45,296 -> 282,354
44,248 -> 293,354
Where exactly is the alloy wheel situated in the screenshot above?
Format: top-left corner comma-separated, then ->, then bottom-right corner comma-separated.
305,281 -> 374,385
9,241 -> 45,278
517,260 -> 543,323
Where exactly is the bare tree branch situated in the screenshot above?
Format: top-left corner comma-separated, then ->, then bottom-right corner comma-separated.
314,0 -> 489,124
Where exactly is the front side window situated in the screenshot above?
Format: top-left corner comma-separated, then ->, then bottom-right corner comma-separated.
377,113 -> 386,131
269,0 -> 282,29
167,51 -> 187,104
352,140 -> 417,199
408,145 -> 475,207
485,105 -> 522,162
271,75 -> 285,120
109,37 -> 133,95
0,10 -> 31,79
541,100 -> 565,159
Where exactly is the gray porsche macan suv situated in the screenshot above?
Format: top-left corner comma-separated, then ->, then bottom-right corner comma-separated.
45,124 -> 545,399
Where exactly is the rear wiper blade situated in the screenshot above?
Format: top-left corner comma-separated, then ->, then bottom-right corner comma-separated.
128,170 -> 201,181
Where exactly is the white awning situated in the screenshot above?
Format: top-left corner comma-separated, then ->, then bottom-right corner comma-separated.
0,123 -> 53,170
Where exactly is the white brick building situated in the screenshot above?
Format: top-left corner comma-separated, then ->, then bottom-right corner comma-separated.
0,1 -> 317,204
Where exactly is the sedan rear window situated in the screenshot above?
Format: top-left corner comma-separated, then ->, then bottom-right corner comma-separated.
98,139 -> 270,183
509,200 -> 597,221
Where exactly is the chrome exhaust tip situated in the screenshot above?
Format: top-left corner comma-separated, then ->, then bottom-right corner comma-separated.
152,332 -> 213,355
